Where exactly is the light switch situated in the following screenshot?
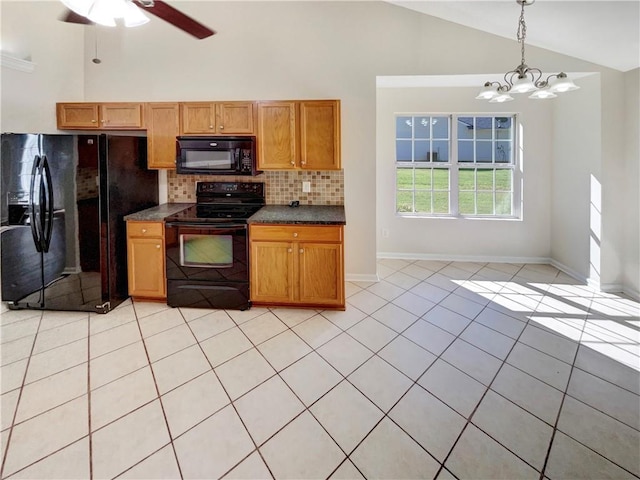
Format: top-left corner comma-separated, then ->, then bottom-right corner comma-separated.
302,181 -> 311,193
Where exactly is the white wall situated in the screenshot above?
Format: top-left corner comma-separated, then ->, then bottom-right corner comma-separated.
0,1 -> 84,133
623,68 -> 640,297
1,1 -> 637,292
376,85 -> 553,262
550,74 -> 601,283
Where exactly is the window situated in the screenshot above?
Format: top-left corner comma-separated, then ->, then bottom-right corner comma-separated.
395,114 -> 518,218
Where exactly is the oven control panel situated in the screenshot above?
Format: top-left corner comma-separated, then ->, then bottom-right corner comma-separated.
196,181 -> 265,201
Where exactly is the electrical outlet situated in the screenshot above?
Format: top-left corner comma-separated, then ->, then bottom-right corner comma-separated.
302,181 -> 311,193
382,228 -> 389,238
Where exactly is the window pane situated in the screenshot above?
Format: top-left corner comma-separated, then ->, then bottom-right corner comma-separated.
396,140 -> 412,161
458,169 -> 475,190
496,192 -> 513,215
477,170 -> 494,191
415,169 -> 431,189
433,168 -> 449,191
477,193 -> 494,214
496,117 -> 512,140
476,117 -> 493,139
458,117 -> 474,139
432,117 -> 449,139
433,192 -> 449,214
459,192 -> 475,214
415,191 -> 432,213
458,141 -> 474,162
495,170 -> 512,191
396,168 -> 413,189
396,191 -> 413,212
414,117 -> 431,139
432,140 -> 449,162
414,141 -> 432,162
476,142 -> 492,162
495,141 -> 511,163
396,116 -> 412,138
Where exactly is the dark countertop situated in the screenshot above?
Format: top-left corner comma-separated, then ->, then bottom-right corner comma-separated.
248,205 -> 346,225
124,203 -> 192,221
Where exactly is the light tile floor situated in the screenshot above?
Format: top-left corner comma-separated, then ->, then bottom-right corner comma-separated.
1,259 -> 639,479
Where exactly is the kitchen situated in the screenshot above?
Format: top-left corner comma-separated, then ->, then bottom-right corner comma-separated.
1,1 -> 639,479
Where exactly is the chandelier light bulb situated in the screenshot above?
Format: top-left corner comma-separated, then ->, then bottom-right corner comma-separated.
548,73 -> 581,93
510,75 -> 537,93
529,88 -> 557,100
489,93 -> 515,103
475,83 -> 500,100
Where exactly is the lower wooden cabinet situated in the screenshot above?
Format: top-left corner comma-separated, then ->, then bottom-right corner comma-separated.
249,224 -> 345,309
126,220 -> 166,300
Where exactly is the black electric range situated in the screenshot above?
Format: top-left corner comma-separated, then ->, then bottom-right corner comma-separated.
164,181 -> 265,310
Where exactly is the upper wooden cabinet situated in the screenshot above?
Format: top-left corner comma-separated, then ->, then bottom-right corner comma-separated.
146,103 -> 179,169
180,101 -> 256,135
56,102 -> 145,130
257,100 -> 341,170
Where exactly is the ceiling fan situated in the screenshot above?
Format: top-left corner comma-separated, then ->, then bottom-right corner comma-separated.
60,0 -> 215,39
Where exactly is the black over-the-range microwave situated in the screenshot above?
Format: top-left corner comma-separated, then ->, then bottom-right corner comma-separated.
176,136 -> 260,176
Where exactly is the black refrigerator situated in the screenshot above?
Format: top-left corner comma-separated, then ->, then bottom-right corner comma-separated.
1,133 -> 158,313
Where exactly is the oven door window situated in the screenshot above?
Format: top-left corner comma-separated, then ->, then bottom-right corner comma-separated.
184,150 -> 233,170
180,234 -> 233,268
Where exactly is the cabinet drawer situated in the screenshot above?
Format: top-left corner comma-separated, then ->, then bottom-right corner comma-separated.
250,224 -> 342,242
127,221 -> 164,237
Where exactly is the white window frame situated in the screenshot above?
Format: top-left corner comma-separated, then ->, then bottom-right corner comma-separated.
395,113 -> 521,219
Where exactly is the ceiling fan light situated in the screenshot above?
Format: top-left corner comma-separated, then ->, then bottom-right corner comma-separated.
529,88 -> 557,100
123,2 -> 150,27
548,73 -> 580,93
510,75 -> 537,93
489,93 -> 515,103
476,83 -> 500,100
60,0 -> 91,16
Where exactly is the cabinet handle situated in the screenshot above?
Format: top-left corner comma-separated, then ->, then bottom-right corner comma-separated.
219,125 -> 224,130
209,125 -> 214,129
287,248 -> 292,253
293,232 -> 298,238
299,248 -> 304,254
156,245 -> 161,249
141,229 -> 147,233
290,161 -> 295,166
91,119 -> 97,123
301,159 -> 306,165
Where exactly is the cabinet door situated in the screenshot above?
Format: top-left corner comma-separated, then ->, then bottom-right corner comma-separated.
127,236 -> 166,298
146,103 -> 180,169
250,241 -> 295,303
216,102 -> 255,134
298,242 -> 344,306
99,103 -> 144,129
257,102 -> 297,169
56,103 -> 100,129
300,100 -> 341,170
180,103 -> 216,134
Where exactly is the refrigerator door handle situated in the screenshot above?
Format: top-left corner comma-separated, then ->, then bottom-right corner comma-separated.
29,155 -> 43,252
41,155 -> 54,252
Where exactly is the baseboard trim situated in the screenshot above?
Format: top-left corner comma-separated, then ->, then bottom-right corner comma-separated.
345,273 -> 380,283
377,252 -> 552,265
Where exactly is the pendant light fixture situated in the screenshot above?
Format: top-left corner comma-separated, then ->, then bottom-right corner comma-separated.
476,0 -> 580,102
60,0 -> 150,28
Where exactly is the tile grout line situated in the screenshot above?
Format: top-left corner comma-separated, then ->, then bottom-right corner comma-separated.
182,307 -> 277,480
120,301 -> 186,480
431,262 -> 552,479
537,292 -> 640,479
87,313 -> 93,480
0,311 -> 44,479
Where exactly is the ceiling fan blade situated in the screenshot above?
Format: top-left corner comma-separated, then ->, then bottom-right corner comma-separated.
133,0 -> 215,39
60,8 -> 94,25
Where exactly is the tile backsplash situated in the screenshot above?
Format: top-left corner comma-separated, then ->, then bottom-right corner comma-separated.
167,170 -> 344,205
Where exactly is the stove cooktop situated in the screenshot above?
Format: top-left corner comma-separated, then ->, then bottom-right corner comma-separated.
165,181 -> 265,223
166,203 -> 263,223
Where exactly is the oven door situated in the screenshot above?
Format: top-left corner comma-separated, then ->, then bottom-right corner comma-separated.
165,222 -> 250,309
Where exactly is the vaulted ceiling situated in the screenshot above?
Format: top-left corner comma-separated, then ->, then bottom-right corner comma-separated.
388,1 -> 640,72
